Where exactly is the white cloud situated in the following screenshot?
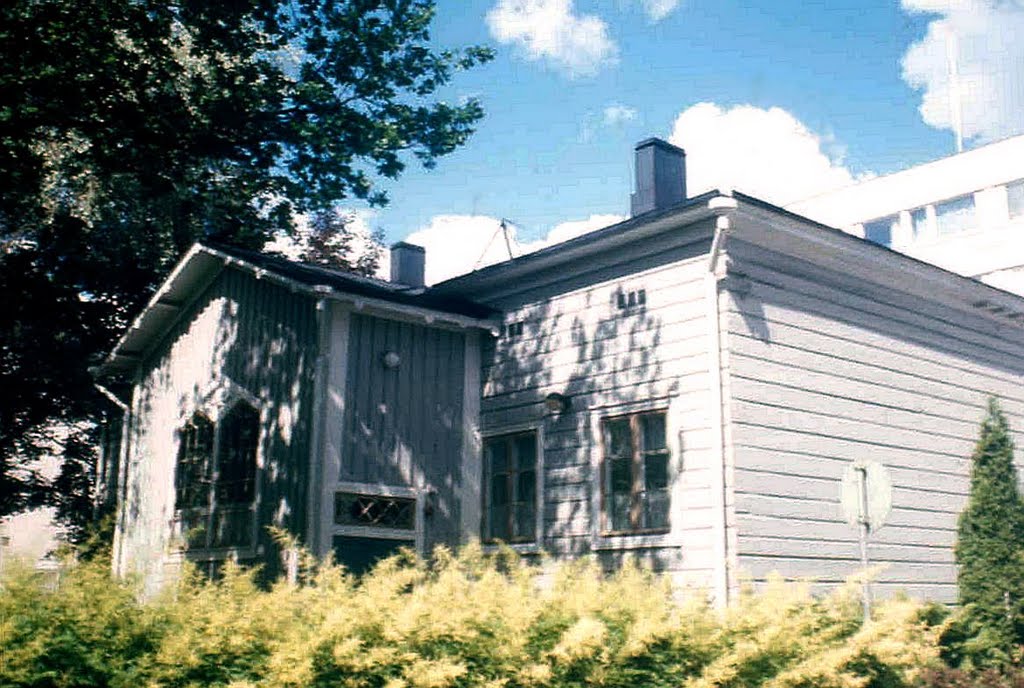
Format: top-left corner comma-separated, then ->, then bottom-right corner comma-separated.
603,103 -> 638,126
668,102 -> 860,206
486,0 -> 618,77
901,0 -> 1024,144
403,213 -> 625,285
521,214 -> 625,251
640,0 -> 682,21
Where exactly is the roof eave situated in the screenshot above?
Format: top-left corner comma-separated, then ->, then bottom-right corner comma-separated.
96,243 -> 500,379
435,190 -> 721,295
729,193 -> 1024,325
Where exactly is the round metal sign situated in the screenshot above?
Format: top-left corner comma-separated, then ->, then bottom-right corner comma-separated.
840,459 -> 892,530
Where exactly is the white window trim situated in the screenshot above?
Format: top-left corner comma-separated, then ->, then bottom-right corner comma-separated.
170,385 -> 265,562
330,481 -> 422,555
589,395 -> 684,551
480,422 -> 544,554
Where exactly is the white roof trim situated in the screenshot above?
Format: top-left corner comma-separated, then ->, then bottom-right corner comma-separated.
99,243 -> 498,377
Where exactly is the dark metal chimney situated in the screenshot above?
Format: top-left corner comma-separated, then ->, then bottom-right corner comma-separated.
390,242 -> 425,287
630,138 -> 687,216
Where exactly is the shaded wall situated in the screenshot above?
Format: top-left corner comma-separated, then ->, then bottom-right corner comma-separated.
339,313 -> 467,554
724,239 -> 1024,601
116,267 -> 318,592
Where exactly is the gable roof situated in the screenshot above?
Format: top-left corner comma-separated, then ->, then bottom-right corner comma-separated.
96,241 -> 496,378
206,242 -> 493,318
435,187 -> 1024,329
434,190 -> 720,294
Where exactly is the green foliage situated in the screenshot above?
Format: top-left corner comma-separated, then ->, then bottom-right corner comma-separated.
0,0 -> 492,531
948,398 -> 1024,666
0,547 -> 948,688
286,207 -> 384,275
0,560 -> 165,688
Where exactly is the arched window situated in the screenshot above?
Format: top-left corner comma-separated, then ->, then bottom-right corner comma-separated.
216,402 -> 259,506
174,402 -> 260,551
175,414 -> 214,510
208,401 -> 260,549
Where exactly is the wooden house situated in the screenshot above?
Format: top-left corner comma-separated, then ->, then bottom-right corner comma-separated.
98,139 -> 1024,602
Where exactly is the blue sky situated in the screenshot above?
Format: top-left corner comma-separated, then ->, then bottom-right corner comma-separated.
344,0 -> 1024,283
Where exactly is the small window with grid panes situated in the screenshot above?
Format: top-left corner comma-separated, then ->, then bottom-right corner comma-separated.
601,411 -> 669,535
482,431 -> 538,543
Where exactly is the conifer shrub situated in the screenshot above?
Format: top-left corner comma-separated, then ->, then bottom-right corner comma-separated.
1,546 -> 947,688
945,398 -> 1024,667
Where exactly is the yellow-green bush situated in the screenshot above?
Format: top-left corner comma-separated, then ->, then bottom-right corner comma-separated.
0,547 -> 948,688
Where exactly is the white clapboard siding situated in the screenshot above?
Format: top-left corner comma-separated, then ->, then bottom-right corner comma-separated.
477,232 -> 716,579
730,243 -> 1024,360
724,242 -> 1024,602
486,314 -> 708,384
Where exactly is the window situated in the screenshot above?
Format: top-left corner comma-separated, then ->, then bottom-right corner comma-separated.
175,413 -> 214,512
335,492 -> 416,530
601,411 -> 669,535
862,215 -> 898,246
174,401 -> 259,551
332,535 -> 410,576
331,486 -> 417,575
482,431 -> 538,543
616,288 -> 646,311
934,194 -> 976,235
864,218 -> 897,247
910,206 -> 929,238
217,403 -> 258,506
1008,179 -> 1024,219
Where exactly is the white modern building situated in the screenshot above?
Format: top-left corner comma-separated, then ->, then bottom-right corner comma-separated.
789,134 -> 1024,296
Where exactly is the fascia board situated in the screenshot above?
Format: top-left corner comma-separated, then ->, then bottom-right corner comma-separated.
730,201 -> 1024,324
199,245 -> 500,332
97,243 -> 220,377
437,196 -> 720,296
98,244 -> 500,379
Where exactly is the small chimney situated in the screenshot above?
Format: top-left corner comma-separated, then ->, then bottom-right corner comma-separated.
390,242 -> 426,287
630,138 -> 686,216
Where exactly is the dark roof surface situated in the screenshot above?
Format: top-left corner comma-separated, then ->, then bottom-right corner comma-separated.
434,190 -> 718,291
205,241 -> 495,319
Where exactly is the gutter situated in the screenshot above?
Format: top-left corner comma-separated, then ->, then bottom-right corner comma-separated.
705,193 -> 737,608
100,244 -> 501,376
93,382 -> 129,413
202,247 -> 498,332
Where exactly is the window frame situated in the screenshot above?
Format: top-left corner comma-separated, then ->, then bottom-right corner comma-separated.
480,427 -> 543,548
172,392 -> 263,561
599,410 -> 671,537
589,397 -> 682,551
330,481 -> 423,555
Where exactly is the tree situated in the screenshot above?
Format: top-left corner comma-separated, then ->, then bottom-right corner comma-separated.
290,208 -> 384,276
950,398 -> 1024,665
0,0 -> 492,535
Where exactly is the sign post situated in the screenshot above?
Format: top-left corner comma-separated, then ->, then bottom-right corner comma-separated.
840,459 -> 892,622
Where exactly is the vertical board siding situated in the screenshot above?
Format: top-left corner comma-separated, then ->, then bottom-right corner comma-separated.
475,225 -> 717,585
340,314 -> 466,554
724,239 -> 1024,602
118,267 -> 318,592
